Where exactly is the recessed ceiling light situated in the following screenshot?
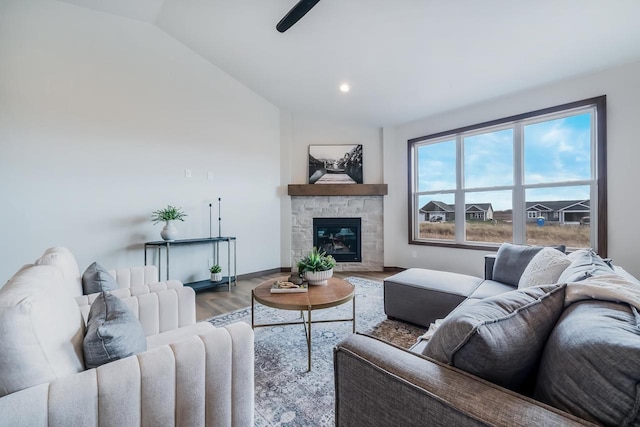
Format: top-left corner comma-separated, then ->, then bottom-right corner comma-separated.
339,83 -> 350,93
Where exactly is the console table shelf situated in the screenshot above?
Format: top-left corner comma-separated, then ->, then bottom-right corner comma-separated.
186,277 -> 234,292
144,237 -> 237,292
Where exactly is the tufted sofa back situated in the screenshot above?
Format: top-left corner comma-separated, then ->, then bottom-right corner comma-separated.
33,247 -> 160,297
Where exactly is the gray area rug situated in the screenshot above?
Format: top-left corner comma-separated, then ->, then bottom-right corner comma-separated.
207,277 -> 424,426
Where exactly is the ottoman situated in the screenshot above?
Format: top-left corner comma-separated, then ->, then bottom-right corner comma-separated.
384,268 -> 484,327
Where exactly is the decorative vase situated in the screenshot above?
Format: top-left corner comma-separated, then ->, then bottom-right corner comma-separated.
210,272 -> 223,282
160,220 -> 178,241
304,268 -> 333,286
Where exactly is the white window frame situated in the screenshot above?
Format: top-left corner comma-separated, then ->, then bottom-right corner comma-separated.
408,96 -> 607,256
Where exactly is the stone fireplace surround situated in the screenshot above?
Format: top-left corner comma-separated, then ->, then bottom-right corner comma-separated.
291,195 -> 383,271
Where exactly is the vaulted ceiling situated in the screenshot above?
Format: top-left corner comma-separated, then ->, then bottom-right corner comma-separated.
57,0 -> 640,126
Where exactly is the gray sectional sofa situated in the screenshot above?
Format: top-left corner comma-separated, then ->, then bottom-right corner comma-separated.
334,244 -> 640,426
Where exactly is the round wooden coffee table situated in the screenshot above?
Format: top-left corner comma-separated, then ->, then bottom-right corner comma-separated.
251,276 -> 356,371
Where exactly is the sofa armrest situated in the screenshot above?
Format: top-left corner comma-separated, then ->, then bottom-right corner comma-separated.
0,323 -> 254,427
484,254 -> 496,280
334,334 -> 593,427
76,286 -> 196,335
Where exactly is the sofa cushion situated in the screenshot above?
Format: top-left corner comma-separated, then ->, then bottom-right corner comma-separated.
493,243 -> 543,286
423,283 -> 566,391
83,292 -> 147,369
467,280 -> 514,300
558,248 -> 614,283
0,265 -> 85,397
518,247 -> 571,288
384,268 -> 483,327
492,243 -> 566,286
82,262 -> 119,295
535,300 -> 640,425
34,247 -> 83,296
490,244 -> 529,286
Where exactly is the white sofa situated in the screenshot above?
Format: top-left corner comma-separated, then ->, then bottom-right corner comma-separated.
0,248 -> 254,426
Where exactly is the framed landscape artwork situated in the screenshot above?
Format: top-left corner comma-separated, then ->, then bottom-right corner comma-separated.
308,144 -> 363,184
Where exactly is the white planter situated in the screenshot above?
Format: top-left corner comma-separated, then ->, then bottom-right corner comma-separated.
160,220 -> 178,241
210,272 -> 223,282
304,268 -> 333,286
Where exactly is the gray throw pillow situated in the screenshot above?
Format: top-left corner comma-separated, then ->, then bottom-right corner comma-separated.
535,300 -> 640,426
423,283 -> 567,391
492,243 -> 565,286
83,292 -> 146,369
82,262 -> 118,295
557,248 -> 613,283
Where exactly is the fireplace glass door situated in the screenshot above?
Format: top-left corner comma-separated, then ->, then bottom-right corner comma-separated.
313,218 -> 361,263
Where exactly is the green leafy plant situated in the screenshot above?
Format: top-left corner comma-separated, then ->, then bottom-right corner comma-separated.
151,205 -> 187,224
297,247 -> 336,273
209,264 -> 222,274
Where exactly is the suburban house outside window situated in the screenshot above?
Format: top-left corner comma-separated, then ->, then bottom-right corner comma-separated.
408,96 -> 607,256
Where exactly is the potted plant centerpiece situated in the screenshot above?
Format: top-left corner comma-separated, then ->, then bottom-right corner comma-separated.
210,264 -> 222,282
297,247 -> 336,286
151,205 -> 187,241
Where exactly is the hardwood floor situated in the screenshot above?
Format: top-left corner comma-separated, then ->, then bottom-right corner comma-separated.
195,270 -> 393,321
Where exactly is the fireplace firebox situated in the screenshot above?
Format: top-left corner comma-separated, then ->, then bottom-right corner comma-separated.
313,218 -> 361,263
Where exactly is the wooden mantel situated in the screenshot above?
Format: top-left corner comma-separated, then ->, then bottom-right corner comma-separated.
287,184 -> 388,196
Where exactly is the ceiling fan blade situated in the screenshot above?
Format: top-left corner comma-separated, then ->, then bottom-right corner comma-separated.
276,0 -> 320,33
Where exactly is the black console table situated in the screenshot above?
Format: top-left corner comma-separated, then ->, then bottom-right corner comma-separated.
144,237 -> 237,292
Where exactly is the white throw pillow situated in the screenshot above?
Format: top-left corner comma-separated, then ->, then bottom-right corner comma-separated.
518,247 -> 571,288
0,265 -> 85,397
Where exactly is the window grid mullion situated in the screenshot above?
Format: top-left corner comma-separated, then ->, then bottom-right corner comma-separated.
412,146 -> 419,240
590,110 -> 598,249
455,135 -> 465,243
513,122 -> 525,244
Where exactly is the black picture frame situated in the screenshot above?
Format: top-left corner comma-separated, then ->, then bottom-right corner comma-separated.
308,144 -> 363,184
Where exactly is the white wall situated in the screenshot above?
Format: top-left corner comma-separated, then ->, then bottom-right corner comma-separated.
385,60 -> 640,278
288,114 -> 383,185
279,114 -> 382,267
0,0 -> 281,284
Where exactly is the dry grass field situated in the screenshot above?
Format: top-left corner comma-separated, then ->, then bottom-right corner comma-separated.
419,221 -> 590,247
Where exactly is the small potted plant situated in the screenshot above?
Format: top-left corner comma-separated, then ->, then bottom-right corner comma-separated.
151,205 -> 187,241
210,264 -> 222,282
297,247 -> 336,286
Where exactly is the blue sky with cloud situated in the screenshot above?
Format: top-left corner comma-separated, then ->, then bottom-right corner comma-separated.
417,112 -> 592,211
